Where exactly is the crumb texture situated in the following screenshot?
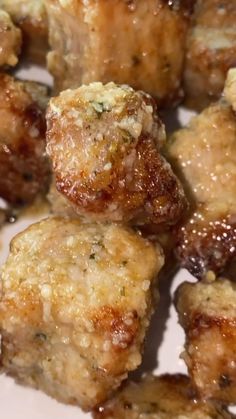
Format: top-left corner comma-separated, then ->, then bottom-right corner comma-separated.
167,100 -> 236,277
0,217 -> 163,410
0,9 -> 21,67
93,373 -> 231,418
46,82 -> 186,226
177,278 -> 236,403
0,73 -> 50,206
184,0 -> 236,110
45,0 -> 191,105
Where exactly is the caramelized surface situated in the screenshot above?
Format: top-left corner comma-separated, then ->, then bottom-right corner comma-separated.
45,0 -> 193,105
167,101 -> 236,277
0,218 -> 163,410
94,374 -> 231,418
184,0 -> 236,110
0,0 -> 48,63
0,73 -> 50,206
177,278 -> 236,403
46,82 -> 186,226
0,9 -> 21,67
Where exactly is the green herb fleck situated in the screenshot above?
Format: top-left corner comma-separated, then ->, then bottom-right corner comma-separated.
120,286 -> 126,297
92,101 -> 104,112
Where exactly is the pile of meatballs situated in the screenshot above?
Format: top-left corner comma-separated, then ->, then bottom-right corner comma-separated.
0,1 -> 236,418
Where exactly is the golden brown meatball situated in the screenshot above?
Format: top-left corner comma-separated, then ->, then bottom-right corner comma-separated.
45,0 -> 193,105
167,99 -> 236,278
0,9 -> 21,67
46,82 -> 187,226
176,277 -> 236,404
0,73 -> 50,207
0,0 -> 48,64
0,217 -> 163,411
93,374 -> 231,418
184,0 -> 236,110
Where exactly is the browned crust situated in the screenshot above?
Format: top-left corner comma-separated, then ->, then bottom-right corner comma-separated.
46,0 -> 194,106
93,374 -> 193,418
47,85 -> 187,226
164,0 -> 196,15
0,73 -> 50,206
183,311 -> 236,334
18,18 -> 48,64
92,306 -> 139,352
193,0 -> 236,27
93,372 -> 231,418
55,135 -> 186,227
181,312 -> 236,402
184,44 -> 236,109
184,0 -> 236,109
3,2 -> 49,65
175,215 -> 236,278
0,11 -> 22,67
123,0 -> 196,17
176,279 -> 236,403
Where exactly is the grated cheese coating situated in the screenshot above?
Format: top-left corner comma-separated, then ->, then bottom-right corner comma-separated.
0,217 -> 164,410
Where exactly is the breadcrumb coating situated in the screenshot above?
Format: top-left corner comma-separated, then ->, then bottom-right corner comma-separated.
0,9 -> 21,67
45,0 -> 193,105
0,0 -> 48,63
177,278 -> 236,403
167,99 -> 236,278
46,82 -> 186,226
0,73 -> 50,206
93,374 -> 231,418
184,0 -> 236,110
0,217 -> 163,410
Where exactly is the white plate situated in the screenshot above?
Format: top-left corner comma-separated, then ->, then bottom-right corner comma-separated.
0,65 -> 233,418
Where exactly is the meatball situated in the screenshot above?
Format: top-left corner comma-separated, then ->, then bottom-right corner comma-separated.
93,374 -> 231,418
0,9 -> 21,67
184,0 -> 236,110
0,73 -> 50,207
46,82 -> 186,226
176,277 -> 236,404
45,0 -> 193,105
0,217 -> 163,411
0,0 -> 48,64
167,99 -> 236,278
